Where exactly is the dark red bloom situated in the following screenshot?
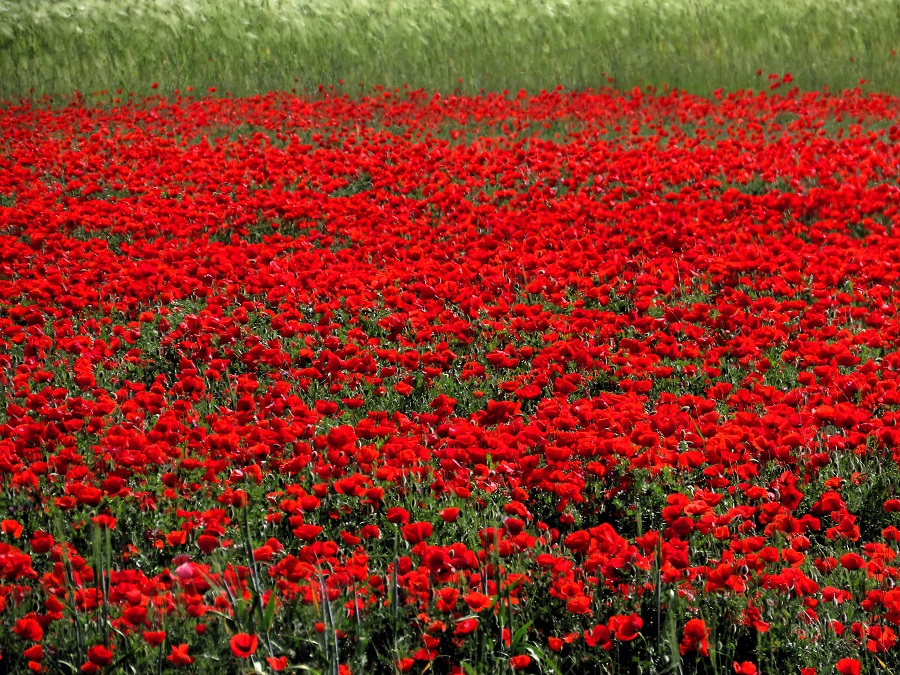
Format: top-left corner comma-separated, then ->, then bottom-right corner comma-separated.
401,521 -> 433,544
142,631 -> 166,647
584,624 -> 612,650
14,618 -> 42,642
267,656 -> 288,671
836,658 -> 861,675
167,644 -> 194,666
509,655 -> 531,670
609,613 -> 643,641
87,645 -> 114,666
229,633 -> 258,659
680,619 -> 709,656
454,618 -> 478,636
386,507 -> 410,525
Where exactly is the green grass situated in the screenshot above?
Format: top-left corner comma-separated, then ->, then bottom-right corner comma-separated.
2,0 -> 900,99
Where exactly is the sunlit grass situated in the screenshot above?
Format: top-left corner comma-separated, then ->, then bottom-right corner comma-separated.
1,0 -> 899,98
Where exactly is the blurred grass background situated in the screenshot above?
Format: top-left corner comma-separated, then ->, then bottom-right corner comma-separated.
1,0 -> 899,98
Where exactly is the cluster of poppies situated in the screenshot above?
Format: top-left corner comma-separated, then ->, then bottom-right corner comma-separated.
0,83 -> 899,673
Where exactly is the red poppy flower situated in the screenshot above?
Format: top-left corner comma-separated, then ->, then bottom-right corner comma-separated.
509,655 -> 532,670
439,507 -> 460,523
360,524 -> 381,539
566,595 -> 592,615
386,507 -> 410,525
266,656 -> 288,671
454,618 -> 478,636
836,658 -> 861,675
197,534 -> 219,554
867,624 -> 898,653
401,521 -> 433,544
122,605 -> 147,625
14,618 -> 43,642
167,644 -> 194,666
291,524 -> 323,542
680,619 -> 709,656
30,531 -> 54,554
229,633 -> 258,659
326,425 -> 357,448
436,587 -> 459,612
839,552 -> 865,570
24,644 -> 43,662
87,645 -> 114,666
393,381 -> 414,396
563,530 -> 591,554
253,544 -> 274,561
76,487 -> 103,507
609,613 -> 642,641
142,631 -> 166,647
2,519 -> 22,538
464,592 -> 493,612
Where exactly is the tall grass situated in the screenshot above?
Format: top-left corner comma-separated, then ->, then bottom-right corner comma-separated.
1,0 -> 900,98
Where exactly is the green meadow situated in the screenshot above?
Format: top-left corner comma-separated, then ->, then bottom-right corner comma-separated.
2,0 -> 900,98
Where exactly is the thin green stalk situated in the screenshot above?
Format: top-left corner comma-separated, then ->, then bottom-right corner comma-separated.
655,536 -> 662,655
55,516 -> 86,668
353,581 -> 367,666
239,505 -> 276,656
391,554 -> 400,672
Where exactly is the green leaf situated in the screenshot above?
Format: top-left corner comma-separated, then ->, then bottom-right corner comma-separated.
262,589 -> 277,632
525,643 -> 563,675
509,620 -> 533,650
461,663 -> 481,675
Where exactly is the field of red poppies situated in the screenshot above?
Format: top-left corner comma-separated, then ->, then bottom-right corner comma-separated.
1,83 -> 900,674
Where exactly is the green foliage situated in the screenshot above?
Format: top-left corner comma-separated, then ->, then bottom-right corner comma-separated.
2,0 -> 900,98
